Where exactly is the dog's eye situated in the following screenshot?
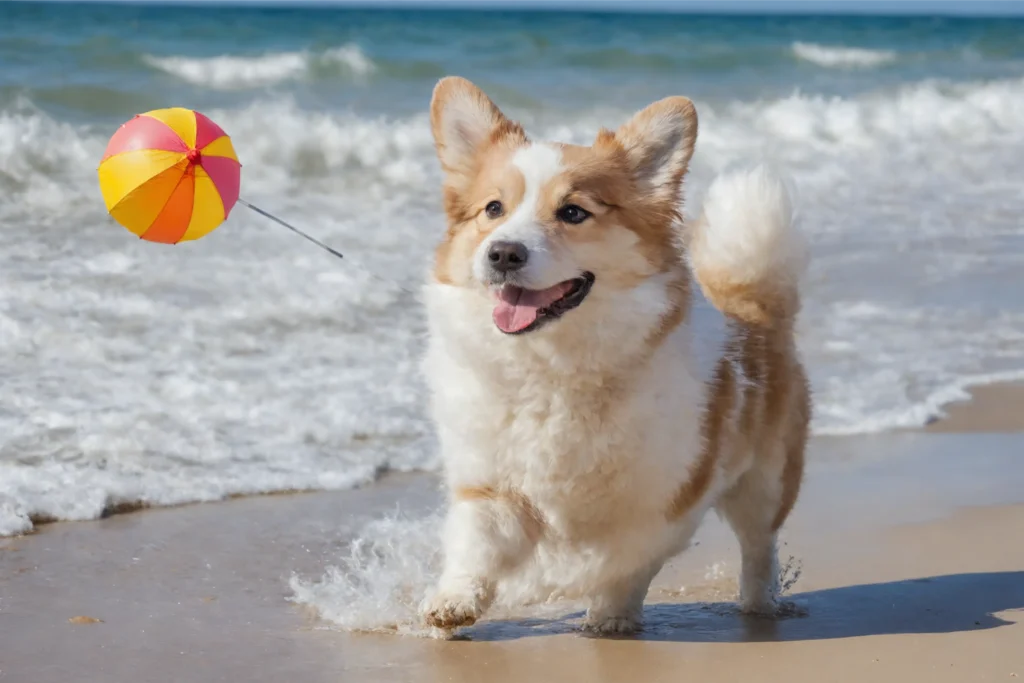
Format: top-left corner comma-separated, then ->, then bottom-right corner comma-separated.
485,200 -> 504,219
556,204 -> 590,225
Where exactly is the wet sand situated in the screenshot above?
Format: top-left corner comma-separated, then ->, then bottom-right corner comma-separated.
3,395 -> 1024,682
924,381 -> 1024,433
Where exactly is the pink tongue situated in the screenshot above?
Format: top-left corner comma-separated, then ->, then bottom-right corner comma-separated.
493,281 -> 575,333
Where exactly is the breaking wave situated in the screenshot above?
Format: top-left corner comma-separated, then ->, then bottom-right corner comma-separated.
4,73 -> 1024,535
7,73 -> 1020,206
792,41 -> 898,68
143,44 -> 375,89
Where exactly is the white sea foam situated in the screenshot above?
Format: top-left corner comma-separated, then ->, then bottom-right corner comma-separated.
0,496 -> 32,536
289,511 -> 444,635
698,76 -> 1024,165
816,369 -> 1024,436
3,75 -> 1024,535
792,41 -> 897,68
288,510 -> 586,635
143,44 -> 375,89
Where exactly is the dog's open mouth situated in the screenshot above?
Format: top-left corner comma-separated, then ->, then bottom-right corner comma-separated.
492,272 -> 595,335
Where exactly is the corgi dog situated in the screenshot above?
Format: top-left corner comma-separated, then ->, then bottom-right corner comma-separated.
418,76 -> 810,636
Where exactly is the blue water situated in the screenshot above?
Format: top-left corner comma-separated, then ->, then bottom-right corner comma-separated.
3,6 -> 1024,118
2,3 -> 1024,534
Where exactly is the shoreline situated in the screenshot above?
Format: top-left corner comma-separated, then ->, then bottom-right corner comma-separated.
8,378 -> 1024,539
923,380 -> 1024,433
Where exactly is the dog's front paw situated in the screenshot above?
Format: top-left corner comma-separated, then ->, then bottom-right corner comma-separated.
420,591 -> 482,631
738,587 -> 781,617
581,612 -> 642,636
739,598 -> 778,617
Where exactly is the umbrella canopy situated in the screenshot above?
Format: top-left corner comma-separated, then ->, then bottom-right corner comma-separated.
98,108 -> 241,244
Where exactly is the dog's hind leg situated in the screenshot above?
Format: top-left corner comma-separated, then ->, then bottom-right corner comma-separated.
582,562 -> 662,635
715,429 -> 805,615
421,487 -> 543,632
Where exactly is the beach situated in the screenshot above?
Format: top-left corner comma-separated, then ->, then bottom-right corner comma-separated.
3,3 -> 1024,680
3,386 -> 1024,682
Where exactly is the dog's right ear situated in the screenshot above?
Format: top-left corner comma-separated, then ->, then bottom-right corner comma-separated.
430,76 -> 524,177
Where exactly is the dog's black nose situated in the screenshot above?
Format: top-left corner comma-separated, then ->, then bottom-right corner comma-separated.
487,241 -> 529,273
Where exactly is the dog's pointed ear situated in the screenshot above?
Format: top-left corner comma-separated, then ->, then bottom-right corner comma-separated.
611,96 -> 697,202
430,76 -> 524,177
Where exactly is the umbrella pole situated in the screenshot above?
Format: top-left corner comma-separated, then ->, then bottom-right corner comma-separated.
238,198 -> 346,262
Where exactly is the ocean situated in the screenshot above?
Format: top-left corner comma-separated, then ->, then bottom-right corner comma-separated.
2,3 -> 1024,537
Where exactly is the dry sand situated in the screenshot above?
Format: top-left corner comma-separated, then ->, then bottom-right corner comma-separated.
3,389 -> 1024,682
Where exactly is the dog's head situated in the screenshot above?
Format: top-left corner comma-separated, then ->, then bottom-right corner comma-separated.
427,76 -> 697,345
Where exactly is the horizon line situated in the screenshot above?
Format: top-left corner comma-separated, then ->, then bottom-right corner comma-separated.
6,0 -> 1024,17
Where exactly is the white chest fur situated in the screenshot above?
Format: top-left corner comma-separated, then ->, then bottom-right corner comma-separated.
421,280 -> 713,535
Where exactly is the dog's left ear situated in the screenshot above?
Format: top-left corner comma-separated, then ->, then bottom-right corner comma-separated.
612,97 -> 698,202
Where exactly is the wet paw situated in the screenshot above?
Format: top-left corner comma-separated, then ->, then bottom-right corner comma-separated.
581,613 -> 642,636
420,592 -> 481,631
739,596 -> 779,617
741,598 -> 806,619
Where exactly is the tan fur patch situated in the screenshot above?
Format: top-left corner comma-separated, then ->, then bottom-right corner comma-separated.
773,362 -> 810,531
644,270 -> 691,353
732,323 -> 810,531
454,485 -> 547,543
668,316 -> 810,524
694,271 -> 800,328
433,142 -> 529,285
430,77 -> 530,285
583,135 -> 688,275
668,356 -> 735,519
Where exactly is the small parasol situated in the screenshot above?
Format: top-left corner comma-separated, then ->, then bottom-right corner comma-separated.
97,107 -> 344,260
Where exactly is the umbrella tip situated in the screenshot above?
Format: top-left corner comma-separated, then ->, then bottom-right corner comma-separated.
186,148 -> 201,164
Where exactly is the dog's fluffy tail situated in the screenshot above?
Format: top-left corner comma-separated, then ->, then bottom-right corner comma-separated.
689,165 -> 808,328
